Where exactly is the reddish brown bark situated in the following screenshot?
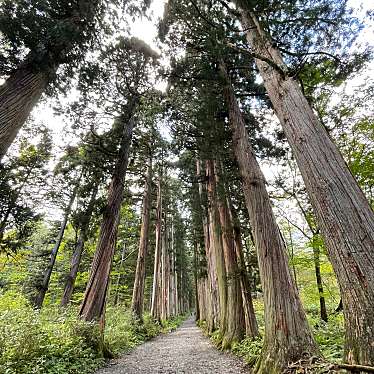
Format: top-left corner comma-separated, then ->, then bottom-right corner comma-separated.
0,1 -> 100,159
79,115 -> 134,322
151,177 -> 162,320
226,195 -> 259,338
234,7 -> 374,365
206,159 -> 227,336
131,157 -> 152,320
215,164 -> 246,348
196,159 -> 219,332
0,58 -> 55,159
219,60 -> 318,373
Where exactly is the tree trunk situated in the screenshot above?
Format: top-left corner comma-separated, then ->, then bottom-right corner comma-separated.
170,217 -> 176,316
160,215 -> 170,320
79,114 -> 134,322
0,1 -> 101,159
234,7 -> 374,366
227,195 -> 259,338
61,185 -> 98,307
215,162 -> 245,349
219,60 -> 318,373
34,184 -> 78,308
151,177 -> 162,320
196,159 -> 218,331
206,159 -> 227,337
131,157 -> 152,320
0,57 -> 55,159
193,237 -> 200,321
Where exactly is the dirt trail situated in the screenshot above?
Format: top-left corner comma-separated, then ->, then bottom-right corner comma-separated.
96,317 -> 248,373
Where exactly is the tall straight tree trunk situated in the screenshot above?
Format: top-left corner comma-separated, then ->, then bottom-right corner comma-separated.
233,6 -> 374,365
219,61 -> 318,373
0,58 -> 55,159
79,115 -> 134,322
34,183 -> 79,308
151,177 -> 162,320
61,185 -> 98,307
215,163 -> 245,349
227,195 -> 259,338
193,237 -> 200,321
170,217 -> 176,316
131,157 -> 152,320
196,159 -> 218,331
160,216 -> 170,320
206,159 -> 227,337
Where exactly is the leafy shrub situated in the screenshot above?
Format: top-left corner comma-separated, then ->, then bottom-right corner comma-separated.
0,292 -> 186,373
160,314 -> 187,332
311,314 -> 344,362
232,336 -> 263,366
0,292 -> 104,374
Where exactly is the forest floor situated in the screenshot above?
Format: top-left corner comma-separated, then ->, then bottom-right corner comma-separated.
96,317 -> 248,373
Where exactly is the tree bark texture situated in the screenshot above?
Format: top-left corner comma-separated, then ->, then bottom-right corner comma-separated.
206,159 -> 227,337
227,195 -> 259,338
0,58 -> 55,159
131,157 -> 152,320
235,8 -> 374,366
79,115 -> 134,322
219,60 -> 318,373
215,163 -> 246,348
151,178 -> 163,320
193,237 -> 200,321
161,219 -> 170,320
0,1 -> 102,159
196,159 -> 219,332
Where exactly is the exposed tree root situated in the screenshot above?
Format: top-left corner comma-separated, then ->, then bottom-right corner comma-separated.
282,357 -> 374,373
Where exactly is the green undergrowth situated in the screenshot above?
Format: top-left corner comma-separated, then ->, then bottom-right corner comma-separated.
0,291 -> 186,374
199,299 -> 344,369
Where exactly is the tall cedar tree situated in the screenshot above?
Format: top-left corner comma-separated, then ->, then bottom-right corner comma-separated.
0,0 -> 150,159
229,0 -> 374,365
79,37 -> 159,323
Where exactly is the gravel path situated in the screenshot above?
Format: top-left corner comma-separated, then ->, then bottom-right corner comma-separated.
96,317 -> 248,373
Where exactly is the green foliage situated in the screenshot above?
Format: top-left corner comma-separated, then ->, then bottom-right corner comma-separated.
104,308 -> 161,355
160,314 -> 187,332
310,314 -> 345,362
0,292 -> 104,374
232,336 -> 263,366
0,292 -> 186,374
0,124 -> 52,255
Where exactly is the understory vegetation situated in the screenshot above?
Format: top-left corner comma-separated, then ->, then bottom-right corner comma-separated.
0,291 -> 186,374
